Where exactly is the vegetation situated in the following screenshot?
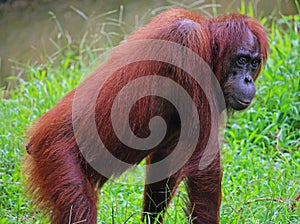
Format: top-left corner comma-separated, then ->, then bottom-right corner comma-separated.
0,1 -> 299,223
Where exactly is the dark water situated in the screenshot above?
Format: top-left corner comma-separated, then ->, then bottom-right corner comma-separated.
0,0 -> 298,87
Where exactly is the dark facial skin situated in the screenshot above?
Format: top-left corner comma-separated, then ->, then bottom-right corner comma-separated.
224,34 -> 262,110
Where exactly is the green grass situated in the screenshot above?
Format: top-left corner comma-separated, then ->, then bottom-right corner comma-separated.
0,5 -> 299,224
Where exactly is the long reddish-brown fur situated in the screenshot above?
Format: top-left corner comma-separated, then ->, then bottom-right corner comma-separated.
25,8 -> 268,224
